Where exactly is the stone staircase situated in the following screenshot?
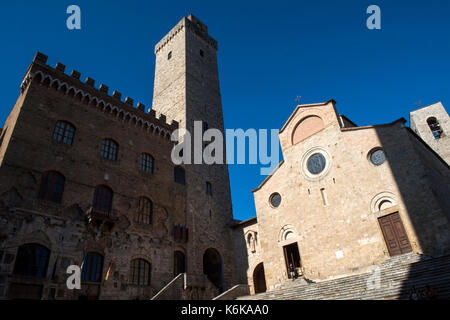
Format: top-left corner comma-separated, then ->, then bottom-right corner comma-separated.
236,253 -> 450,300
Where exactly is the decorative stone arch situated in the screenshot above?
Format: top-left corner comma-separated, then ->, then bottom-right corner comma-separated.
90,97 -> 99,107
21,230 -> 53,250
104,103 -> 113,113
59,83 -> 69,95
291,115 -> 325,145
278,224 -> 298,243
244,230 -> 257,253
97,100 -> 106,110
67,87 -> 76,98
42,75 -> 52,87
82,94 -> 91,105
50,79 -> 61,90
33,71 -> 45,83
370,191 -> 397,213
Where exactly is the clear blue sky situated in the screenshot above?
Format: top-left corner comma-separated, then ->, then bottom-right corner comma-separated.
1,0 -> 449,221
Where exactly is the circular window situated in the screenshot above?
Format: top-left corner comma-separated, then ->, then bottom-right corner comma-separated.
301,147 -> 332,181
370,149 -> 386,166
269,193 -> 281,208
307,153 -> 326,175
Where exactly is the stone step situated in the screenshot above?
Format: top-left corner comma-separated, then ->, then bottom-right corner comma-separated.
237,254 -> 450,300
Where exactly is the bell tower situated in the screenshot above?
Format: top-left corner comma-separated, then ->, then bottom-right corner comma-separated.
152,15 -> 235,294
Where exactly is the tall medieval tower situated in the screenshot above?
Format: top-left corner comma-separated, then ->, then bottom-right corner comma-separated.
152,15 -> 235,293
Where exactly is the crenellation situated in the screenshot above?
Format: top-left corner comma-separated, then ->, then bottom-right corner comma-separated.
112,90 -> 122,100
23,60 -> 178,134
33,51 -> 48,64
70,70 -> 81,80
99,83 -> 109,93
55,62 -> 65,72
125,97 -> 134,105
137,102 -> 146,112
85,77 -> 95,87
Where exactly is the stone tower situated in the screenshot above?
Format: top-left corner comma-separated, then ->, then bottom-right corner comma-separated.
152,15 -> 235,294
410,102 -> 450,164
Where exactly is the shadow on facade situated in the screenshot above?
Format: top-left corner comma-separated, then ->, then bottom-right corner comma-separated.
372,122 -> 450,299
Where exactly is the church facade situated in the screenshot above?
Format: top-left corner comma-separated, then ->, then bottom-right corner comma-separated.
233,100 -> 450,294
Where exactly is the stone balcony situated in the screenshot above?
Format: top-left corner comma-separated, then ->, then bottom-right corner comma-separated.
85,207 -> 118,231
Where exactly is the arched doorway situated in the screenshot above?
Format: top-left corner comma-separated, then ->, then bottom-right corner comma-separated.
203,248 -> 223,292
253,262 -> 267,294
174,251 -> 186,276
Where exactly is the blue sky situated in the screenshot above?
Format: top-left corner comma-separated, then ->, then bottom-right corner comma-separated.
0,0 -> 449,221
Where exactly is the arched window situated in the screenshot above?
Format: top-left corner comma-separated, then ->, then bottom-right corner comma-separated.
129,259 -> 151,286
101,139 -> 119,161
427,117 -> 444,139
174,166 -> 185,185
13,243 -> 50,278
38,171 -> 65,203
140,153 -> 154,174
203,248 -> 223,292
136,197 -> 153,224
174,251 -> 186,276
93,185 -> 113,213
81,253 -> 104,283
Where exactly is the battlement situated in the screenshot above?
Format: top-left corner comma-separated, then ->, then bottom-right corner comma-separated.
21,52 -> 178,137
154,14 -> 218,54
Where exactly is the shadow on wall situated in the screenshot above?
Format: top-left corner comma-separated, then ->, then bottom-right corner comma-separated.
232,225 -> 251,290
373,122 -> 450,298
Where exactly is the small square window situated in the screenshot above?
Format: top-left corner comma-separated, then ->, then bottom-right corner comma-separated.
200,49 -> 204,57
168,51 -> 172,60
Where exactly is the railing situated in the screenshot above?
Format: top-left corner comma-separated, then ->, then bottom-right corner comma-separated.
151,273 -> 186,300
212,284 -> 250,300
85,207 -> 119,224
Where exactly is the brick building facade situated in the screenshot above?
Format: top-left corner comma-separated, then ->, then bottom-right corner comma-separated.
0,15 -> 235,300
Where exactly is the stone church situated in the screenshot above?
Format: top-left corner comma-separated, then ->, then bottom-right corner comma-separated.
0,14 -> 449,300
233,99 -> 450,295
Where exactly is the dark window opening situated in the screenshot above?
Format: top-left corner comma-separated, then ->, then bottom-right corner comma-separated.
140,153 -> 154,174
136,197 -> 152,224
168,51 -> 172,60
174,251 -> 186,276
200,49 -> 204,57
206,182 -> 212,196
81,253 -> 104,283
38,171 -> 65,203
101,139 -> 118,161
129,259 -> 151,286
427,117 -> 444,139
174,166 -> 185,185
53,121 -> 75,145
13,244 -> 50,278
93,185 -> 113,213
